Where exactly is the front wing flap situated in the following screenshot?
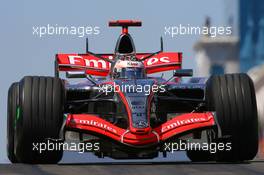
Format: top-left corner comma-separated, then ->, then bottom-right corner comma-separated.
65,112 -> 215,146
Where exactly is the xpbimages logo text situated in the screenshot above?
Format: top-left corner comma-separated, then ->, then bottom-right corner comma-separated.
163,140 -> 232,154
32,24 -> 100,38
32,140 -> 100,154
98,82 -> 166,95
164,24 -> 232,38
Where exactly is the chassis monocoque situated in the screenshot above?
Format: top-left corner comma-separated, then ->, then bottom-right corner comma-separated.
7,20 -> 258,163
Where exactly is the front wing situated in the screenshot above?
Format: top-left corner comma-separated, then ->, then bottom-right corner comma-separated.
65,112 -> 215,146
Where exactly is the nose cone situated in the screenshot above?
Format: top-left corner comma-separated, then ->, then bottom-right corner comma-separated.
130,127 -> 151,134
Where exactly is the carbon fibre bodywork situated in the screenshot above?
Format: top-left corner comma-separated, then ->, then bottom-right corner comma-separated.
56,20 -> 217,159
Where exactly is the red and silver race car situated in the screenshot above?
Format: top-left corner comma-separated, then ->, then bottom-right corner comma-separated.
7,20 -> 258,163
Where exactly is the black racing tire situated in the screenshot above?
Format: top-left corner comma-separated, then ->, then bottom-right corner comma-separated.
206,73 -> 258,162
14,76 -> 65,164
7,82 -> 19,163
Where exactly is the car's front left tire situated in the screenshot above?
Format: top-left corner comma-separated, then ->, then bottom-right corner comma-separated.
187,73 -> 258,162
207,73 -> 258,162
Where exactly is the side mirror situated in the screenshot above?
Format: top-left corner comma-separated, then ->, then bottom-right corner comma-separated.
173,69 -> 193,77
66,71 -> 86,78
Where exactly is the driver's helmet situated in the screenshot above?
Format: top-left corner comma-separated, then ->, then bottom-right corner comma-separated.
112,53 -> 146,79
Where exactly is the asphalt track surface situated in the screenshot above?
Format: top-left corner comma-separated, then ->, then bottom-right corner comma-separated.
1,161 -> 264,175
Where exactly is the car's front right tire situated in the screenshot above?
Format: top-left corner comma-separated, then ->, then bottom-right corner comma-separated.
7,82 -> 19,163
13,76 -> 65,164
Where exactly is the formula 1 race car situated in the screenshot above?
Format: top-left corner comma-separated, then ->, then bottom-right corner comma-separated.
7,20 -> 258,164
